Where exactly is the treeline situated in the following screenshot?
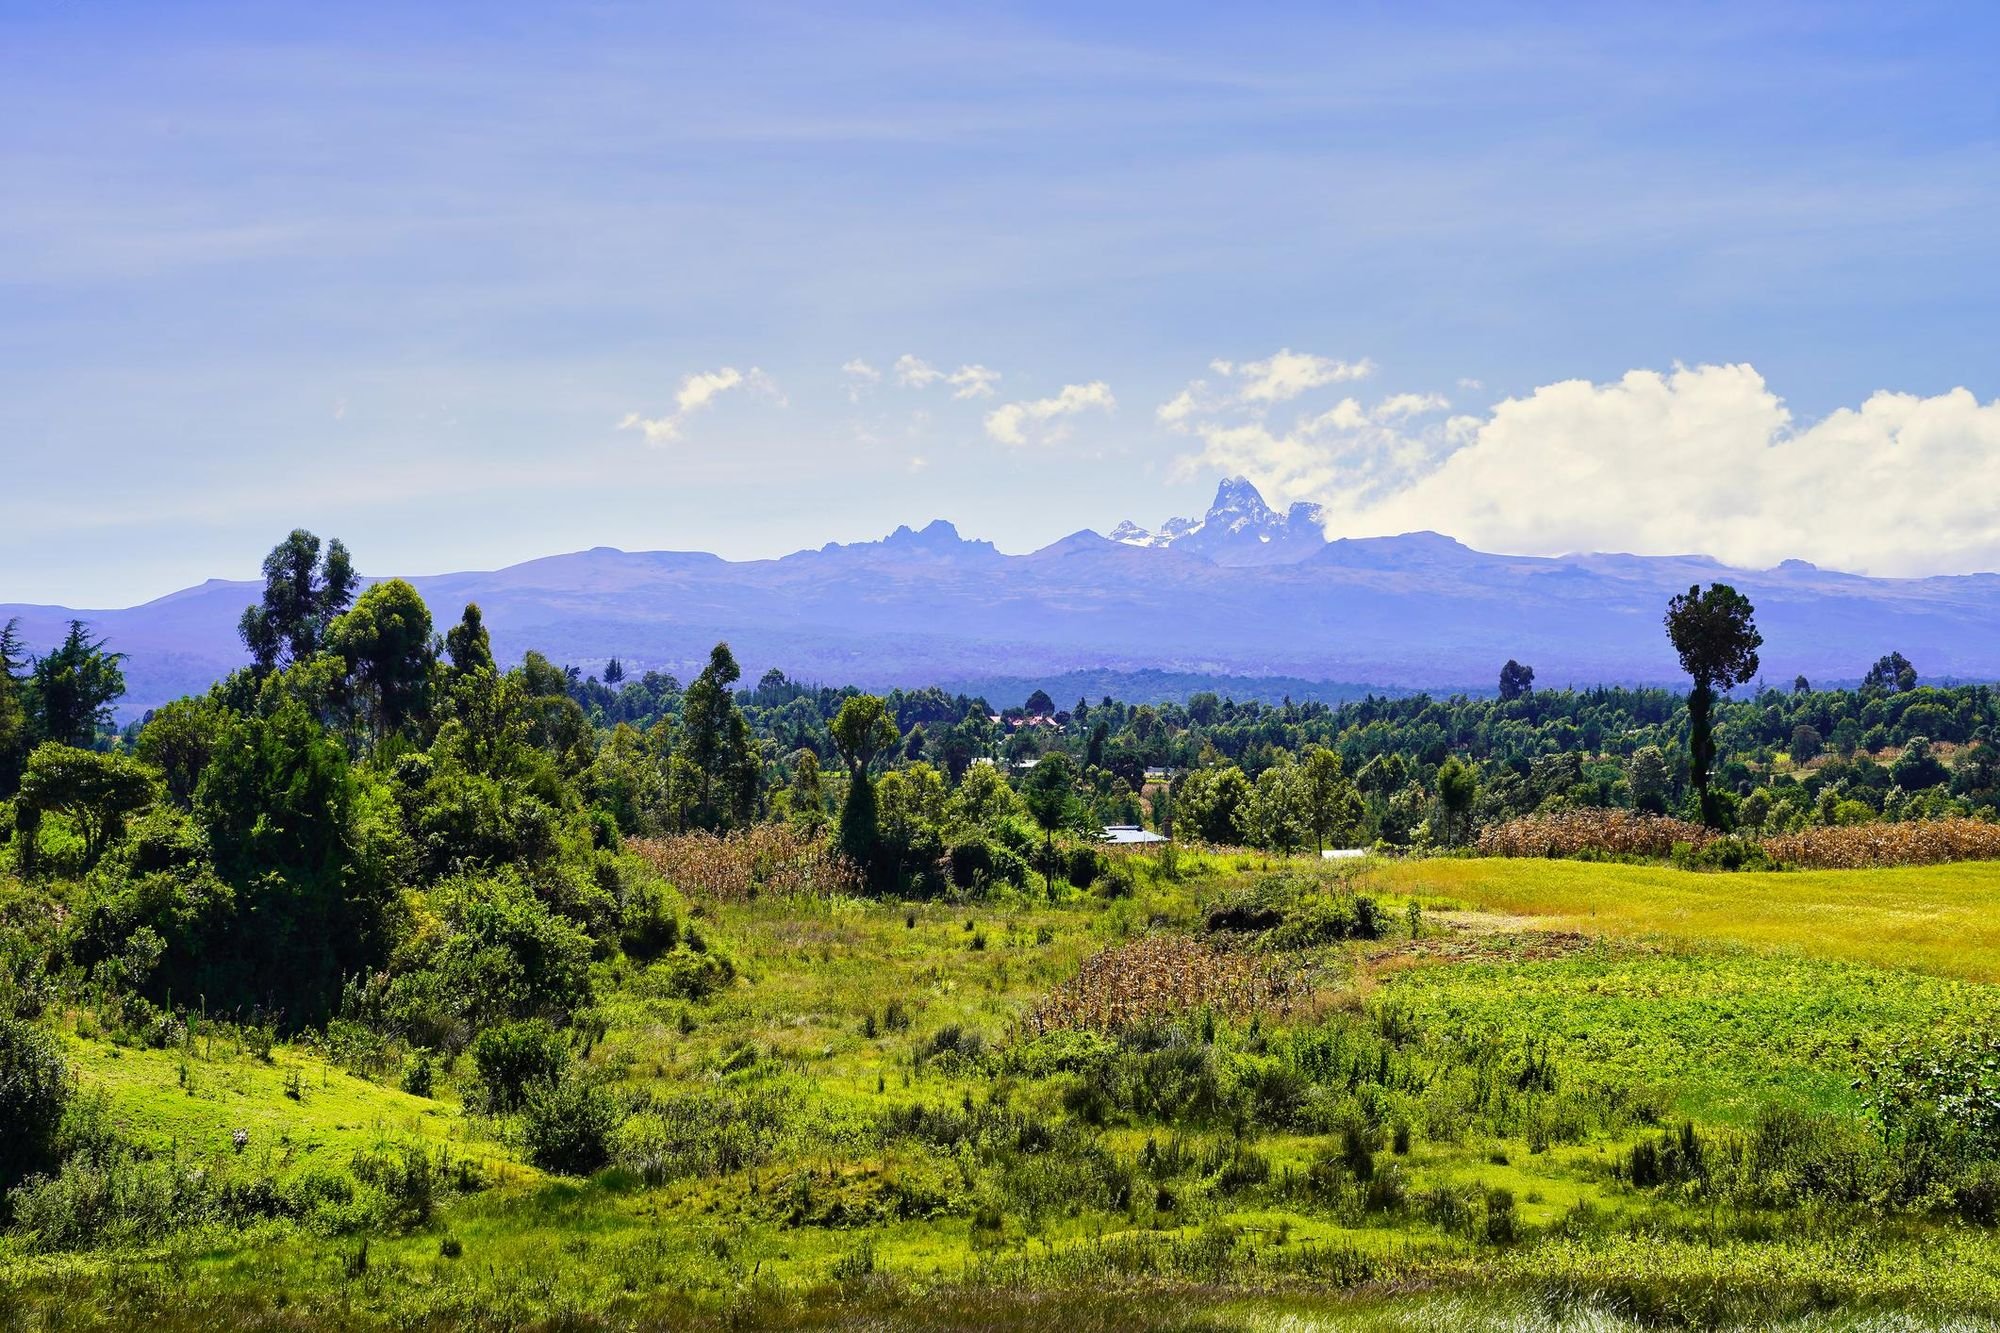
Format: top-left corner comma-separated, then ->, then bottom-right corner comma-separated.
541,648 -> 2000,854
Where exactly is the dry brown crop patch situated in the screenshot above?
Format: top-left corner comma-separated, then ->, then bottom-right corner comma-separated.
1026,935 -> 1311,1035
630,825 -> 863,901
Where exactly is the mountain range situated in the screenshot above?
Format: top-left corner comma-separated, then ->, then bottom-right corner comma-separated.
7,477 -> 2000,718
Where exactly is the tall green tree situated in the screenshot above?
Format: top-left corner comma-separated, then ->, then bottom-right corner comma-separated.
0,619 -> 28,795
445,603 -> 496,675
1664,583 -> 1762,828
29,621 -> 127,748
1435,755 -> 1478,848
1248,761 -> 1310,854
1301,746 -> 1363,853
14,743 -> 156,872
1625,745 -> 1672,814
1177,765 -> 1251,845
195,699 -> 395,1022
136,696 -> 228,808
784,748 -> 828,832
1863,652 -> 1918,697
677,643 -> 759,831
1020,751 -> 1080,895
830,693 -> 900,879
238,530 -> 358,673
326,579 -> 436,744
1497,660 -> 1535,702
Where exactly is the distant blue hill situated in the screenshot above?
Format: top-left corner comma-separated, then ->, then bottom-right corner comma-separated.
7,478 -> 2000,717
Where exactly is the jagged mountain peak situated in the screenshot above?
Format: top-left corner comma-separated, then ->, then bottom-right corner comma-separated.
1113,475 -> 1331,565
813,518 -> 997,560
1210,474 -> 1274,517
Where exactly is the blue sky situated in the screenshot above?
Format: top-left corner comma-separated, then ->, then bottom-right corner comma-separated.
5,2 -> 2000,603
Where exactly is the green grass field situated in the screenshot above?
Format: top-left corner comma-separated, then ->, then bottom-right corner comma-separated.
12,851 -> 2000,1330
1367,856 -> 2000,980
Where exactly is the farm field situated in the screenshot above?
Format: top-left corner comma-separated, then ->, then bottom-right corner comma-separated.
1365,857 -> 2000,980
10,849 -> 2000,1330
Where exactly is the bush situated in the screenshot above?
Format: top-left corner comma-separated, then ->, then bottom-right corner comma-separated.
471,1019 -> 570,1113
522,1077 -> 623,1175
640,947 -> 736,1001
0,1017 -> 72,1189
917,1025 -> 987,1070
1672,835 -> 1776,873
399,1050 -> 436,1099
1065,845 -> 1104,889
617,880 -> 681,960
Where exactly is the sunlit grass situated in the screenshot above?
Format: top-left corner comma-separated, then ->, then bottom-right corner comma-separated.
1366,856 -> 2000,981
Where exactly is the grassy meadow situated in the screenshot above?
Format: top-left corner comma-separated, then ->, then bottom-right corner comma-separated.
1367,856 -> 2000,980
9,848 -> 2000,1330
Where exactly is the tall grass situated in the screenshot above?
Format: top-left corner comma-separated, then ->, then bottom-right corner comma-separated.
1480,811 -> 2000,870
628,826 -> 862,901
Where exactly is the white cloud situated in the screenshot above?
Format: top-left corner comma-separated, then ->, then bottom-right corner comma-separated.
1457,377 -> 1485,391
946,364 -> 1000,399
894,354 -> 944,388
1156,349 -> 1376,433
1156,387 -> 1201,427
894,354 -> 1000,398
1372,392 -> 1450,421
1165,359 -> 2000,576
618,365 -> 780,444
1232,350 -> 1374,403
985,381 -> 1116,446
841,358 -> 881,403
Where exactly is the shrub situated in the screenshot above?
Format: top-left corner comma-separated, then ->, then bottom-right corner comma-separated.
521,1077 -> 623,1175
1090,861 -> 1135,899
0,1017 -> 72,1189
946,838 -> 996,891
1671,835 -> 1776,873
351,1146 -> 437,1228
617,880 -> 681,960
1065,845 -> 1104,889
917,1025 -> 987,1070
641,948 -> 736,1001
399,1050 -> 436,1099
471,1019 -> 570,1113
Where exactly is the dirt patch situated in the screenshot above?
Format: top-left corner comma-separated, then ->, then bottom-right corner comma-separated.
1360,915 -> 1605,978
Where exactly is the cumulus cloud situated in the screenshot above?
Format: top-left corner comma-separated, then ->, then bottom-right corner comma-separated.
894,354 -> 944,388
1231,350 -> 1375,403
1372,392 -> 1451,421
1157,348 -> 1378,432
1158,351 -> 1451,507
1164,358 -> 2000,576
946,364 -> 1000,399
985,381 -> 1116,446
618,366 -> 780,444
894,354 -> 1000,398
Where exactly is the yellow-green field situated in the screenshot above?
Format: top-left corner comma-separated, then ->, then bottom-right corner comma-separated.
15,851 -> 2000,1330
1367,856 -> 2000,980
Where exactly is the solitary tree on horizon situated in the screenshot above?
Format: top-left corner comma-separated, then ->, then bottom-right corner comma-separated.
1664,583 -> 1762,828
